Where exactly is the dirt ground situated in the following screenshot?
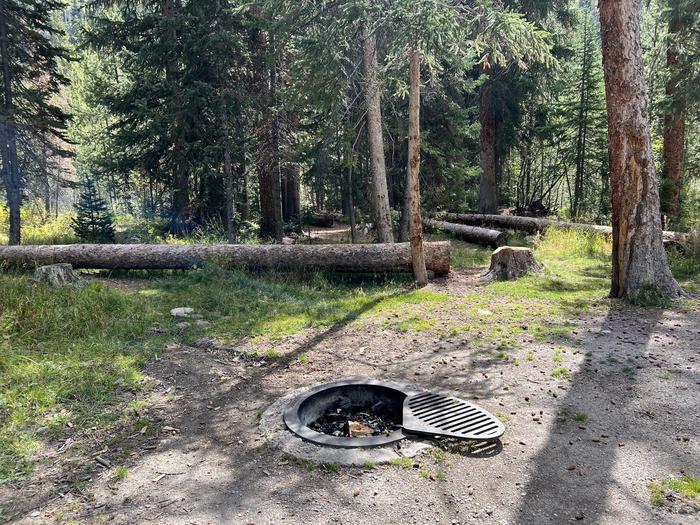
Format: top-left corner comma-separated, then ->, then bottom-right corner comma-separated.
2,269 -> 699,525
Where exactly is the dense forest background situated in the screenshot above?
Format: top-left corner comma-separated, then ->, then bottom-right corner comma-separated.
1,0 -> 699,246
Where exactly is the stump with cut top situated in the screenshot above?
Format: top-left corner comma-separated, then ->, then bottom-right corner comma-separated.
484,246 -> 542,281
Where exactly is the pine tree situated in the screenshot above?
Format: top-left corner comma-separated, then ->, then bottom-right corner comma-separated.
0,0 -> 70,245
71,178 -> 116,243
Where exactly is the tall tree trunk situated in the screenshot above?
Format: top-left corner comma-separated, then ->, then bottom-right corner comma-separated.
0,12 -> 20,245
478,73 -> 498,214
252,28 -> 283,241
361,22 -> 393,243
599,0 -> 682,301
660,10 -> 685,228
407,49 -> 427,286
222,118 -> 236,244
162,0 -> 188,233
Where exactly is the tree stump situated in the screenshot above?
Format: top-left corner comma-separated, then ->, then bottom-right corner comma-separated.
32,263 -> 82,287
484,247 -> 542,281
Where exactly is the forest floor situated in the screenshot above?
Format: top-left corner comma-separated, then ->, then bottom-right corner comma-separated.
1,230 -> 699,524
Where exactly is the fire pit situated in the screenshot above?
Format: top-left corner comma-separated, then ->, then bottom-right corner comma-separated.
283,378 -> 419,448
283,377 -> 504,449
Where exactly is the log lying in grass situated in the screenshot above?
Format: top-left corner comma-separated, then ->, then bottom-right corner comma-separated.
438,212 -> 688,244
425,219 -> 506,248
0,242 -> 451,275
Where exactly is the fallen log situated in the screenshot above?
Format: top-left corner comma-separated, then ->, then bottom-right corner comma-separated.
0,242 -> 451,275
425,219 -> 506,247
304,212 -> 335,228
438,213 -> 688,244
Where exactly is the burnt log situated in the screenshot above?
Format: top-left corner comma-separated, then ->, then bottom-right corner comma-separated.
425,219 -> 505,248
0,242 -> 451,276
439,213 -> 688,244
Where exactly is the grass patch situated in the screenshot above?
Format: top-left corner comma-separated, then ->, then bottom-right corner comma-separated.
574,412 -> 588,422
389,457 -> 414,468
113,466 -> 129,481
551,367 -> 572,379
648,475 -> 700,506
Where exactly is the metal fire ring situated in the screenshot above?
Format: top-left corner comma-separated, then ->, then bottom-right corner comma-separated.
282,376 -> 423,449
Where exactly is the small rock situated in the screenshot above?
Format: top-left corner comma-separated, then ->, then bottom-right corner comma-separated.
170,307 -> 195,318
575,511 -> 585,520
195,320 -> 211,327
176,322 -> 191,329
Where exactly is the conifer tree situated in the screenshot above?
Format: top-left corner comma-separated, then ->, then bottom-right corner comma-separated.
71,178 -> 116,243
0,0 -> 70,245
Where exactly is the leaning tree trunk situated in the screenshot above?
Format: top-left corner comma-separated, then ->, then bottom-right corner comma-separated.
660,10 -> 685,229
361,21 -> 393,243
478,72 -> 498,214
0,242 -> 451,275
407,48 -> 427,286
599,0 -> 682,300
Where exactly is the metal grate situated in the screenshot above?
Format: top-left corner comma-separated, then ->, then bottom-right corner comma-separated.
402,392 -> 505,441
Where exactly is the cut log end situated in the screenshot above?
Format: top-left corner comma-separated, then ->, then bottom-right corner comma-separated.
484,247 -> 543,281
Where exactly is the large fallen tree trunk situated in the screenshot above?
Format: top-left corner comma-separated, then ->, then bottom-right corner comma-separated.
437,213 -> 688,244
0,242 -> 451,275
425,219 -> 505,247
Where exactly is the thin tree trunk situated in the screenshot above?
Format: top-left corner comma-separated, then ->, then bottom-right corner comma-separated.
598,0 -> 682,300
0,11 -> 20,245
478,73 -> 498,214
660,10 -> 685,228
222,121 -> 236,244
162,0 -> 188,233
361,21 -> 393,243
407,49 -> 427,286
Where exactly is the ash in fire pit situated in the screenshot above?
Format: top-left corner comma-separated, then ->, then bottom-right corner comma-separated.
309,400 -> 401,438
283,378 -> 413,448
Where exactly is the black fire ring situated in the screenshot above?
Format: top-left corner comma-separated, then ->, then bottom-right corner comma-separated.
283,377 -> 423,448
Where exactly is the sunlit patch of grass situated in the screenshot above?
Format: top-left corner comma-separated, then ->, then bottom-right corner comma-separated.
551,367 -> 572,379
648,475 -> 700,506
389,457 -> 414,468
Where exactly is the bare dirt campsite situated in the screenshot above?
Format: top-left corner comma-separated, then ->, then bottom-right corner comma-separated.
2,0 -> 700,524
0,231 -> 699,524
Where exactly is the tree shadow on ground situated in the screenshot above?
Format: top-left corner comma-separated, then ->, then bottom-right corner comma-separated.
512,304 -> 699,524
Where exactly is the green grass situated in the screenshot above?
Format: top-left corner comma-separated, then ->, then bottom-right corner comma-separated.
551,367 -> 572,379
648,475 -> 700,506
113,466 -> 129,481
389,457 -> 414,468
574,413 -> 588,422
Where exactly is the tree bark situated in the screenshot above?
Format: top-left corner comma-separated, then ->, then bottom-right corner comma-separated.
0,242 -> 451,275
478,73 -> 498,214
660,10 -> 685,228
361,22 -> 393,243
599,0 -> 682,300
425,219 -> 506,248
162,0 -> 189,233
407,49 -> 427,286
0,11 -> 20,245
252,28 -> 283,241
438,212 -> 688,244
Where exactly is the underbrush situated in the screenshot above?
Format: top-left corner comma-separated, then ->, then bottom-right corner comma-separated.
0,208 -> 76,245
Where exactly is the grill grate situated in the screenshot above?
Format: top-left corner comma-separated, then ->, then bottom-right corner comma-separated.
402,392 -> 504,441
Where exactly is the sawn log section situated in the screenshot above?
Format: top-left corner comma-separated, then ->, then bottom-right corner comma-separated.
0,242 -> 452,275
